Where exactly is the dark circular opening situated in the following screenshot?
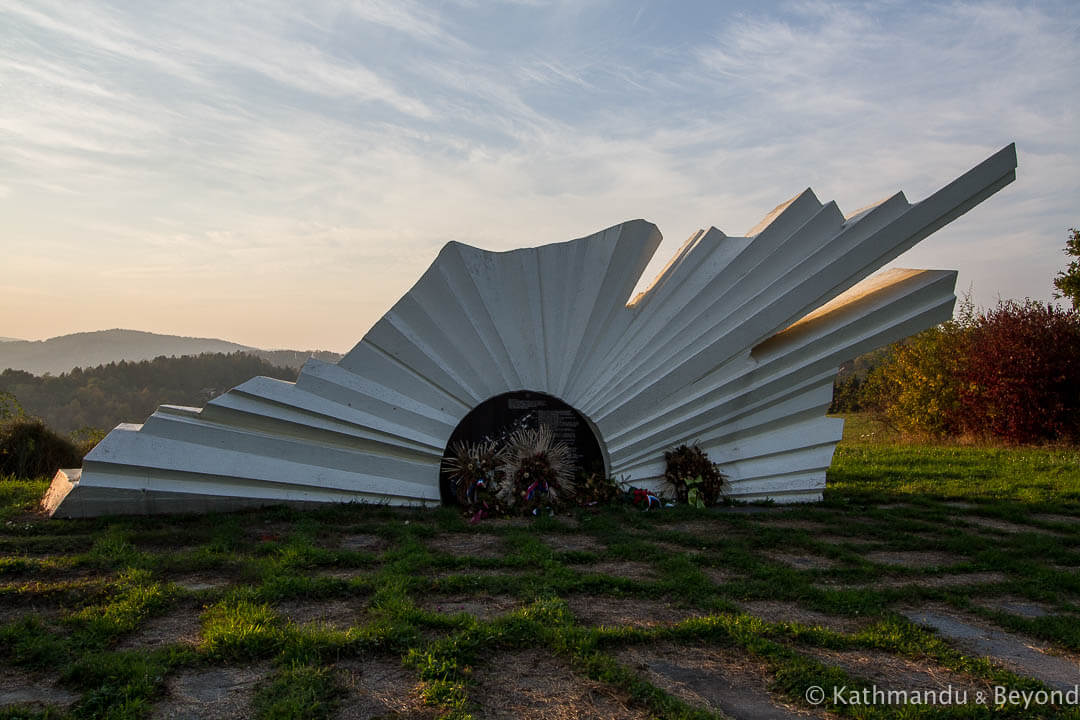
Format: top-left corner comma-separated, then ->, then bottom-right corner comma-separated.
439,390 -> 606,505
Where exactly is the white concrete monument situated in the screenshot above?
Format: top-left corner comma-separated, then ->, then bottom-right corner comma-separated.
45,144 -> 1017,517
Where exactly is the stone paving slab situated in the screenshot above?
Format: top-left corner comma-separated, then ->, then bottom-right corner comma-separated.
617,643 -> 823,719
151,664 -> 267,719
901,607 -> 1080,691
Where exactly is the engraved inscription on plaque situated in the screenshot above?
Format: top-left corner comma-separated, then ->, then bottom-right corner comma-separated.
439,391 -> 605,504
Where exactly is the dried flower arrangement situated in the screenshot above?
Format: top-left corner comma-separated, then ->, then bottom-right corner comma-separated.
496,425 -> 575,514
443,429 -> 725,519
663,444 -> 727,507
442,438 -> 500,520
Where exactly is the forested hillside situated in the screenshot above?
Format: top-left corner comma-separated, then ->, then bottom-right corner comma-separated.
0,329 -> 342,375
0,353 -> 297,434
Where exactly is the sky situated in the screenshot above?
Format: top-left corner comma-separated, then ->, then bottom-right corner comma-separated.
2,1 -> 1078,353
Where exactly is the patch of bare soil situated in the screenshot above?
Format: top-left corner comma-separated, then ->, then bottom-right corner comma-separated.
616,643 -> 823,718
420,594 -> 522,620
472,648 -> 649,719
0,596 -> 61,625
750,518 -> 830,532
649,540 -> 703,556
276,598 -> 369,630
738,600 -> 870,634
0,668 -> 78,710
539,533 -> 604,553
942,501 -> 975,509
0,558 -> 105,583
430,533 -> 507,559
821,571 -> 1008,591
334,657 -> 437,719
864,550 -> 964,568
566,595 -> 704,628
701,566 -> 742,585
0,576 -> 114,625
664,520 -> 733,539
1032,514 -> 1080,526
764,551 -> 839,570
814,534 -> 878,547
169,573 -> 234,592
578,561 -> 658,581
432,566 -> 526,580
962,516 -> 1063,535
338,534 -> 387,552
132,536 -> 205,554
477,516 -> 531,529
247,521 -> 295,544
317,566 -> 376,581
116,604 -> 203,650
801,646 -> 994,698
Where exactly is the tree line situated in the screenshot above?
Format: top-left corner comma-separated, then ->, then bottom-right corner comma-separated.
0,353 -> 297,435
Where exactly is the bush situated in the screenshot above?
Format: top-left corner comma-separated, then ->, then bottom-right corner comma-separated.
0,417 -> 82,479
863,299 -> 1080,443
955,300 -> 1080,442
863,320 -> 968,437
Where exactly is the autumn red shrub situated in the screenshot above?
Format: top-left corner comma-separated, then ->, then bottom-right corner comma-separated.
862,299 -> 1080,443
954,300 -> 1080,443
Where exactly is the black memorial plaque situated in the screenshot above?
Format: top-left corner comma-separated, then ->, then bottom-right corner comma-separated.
439,391 -> 605,504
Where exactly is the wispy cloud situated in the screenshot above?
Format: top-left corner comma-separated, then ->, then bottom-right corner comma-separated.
1,0 -> 1077,349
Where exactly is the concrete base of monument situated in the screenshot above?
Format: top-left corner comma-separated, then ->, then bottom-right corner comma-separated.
44,467 -> 822,518
44,466 -> 440,519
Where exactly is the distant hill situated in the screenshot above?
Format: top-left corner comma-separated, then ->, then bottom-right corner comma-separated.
0,337 -> 22,343
0,329 -> 341,375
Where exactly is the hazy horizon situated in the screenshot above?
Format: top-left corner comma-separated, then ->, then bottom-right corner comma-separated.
3,1 -> 1078,354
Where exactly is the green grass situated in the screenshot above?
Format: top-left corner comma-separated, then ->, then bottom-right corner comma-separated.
1,419 -> 1079,719
0,476 -> 49,522
832,414 -> 1080,504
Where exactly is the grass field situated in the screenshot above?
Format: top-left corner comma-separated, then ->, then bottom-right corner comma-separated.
1,414 -> 1079,719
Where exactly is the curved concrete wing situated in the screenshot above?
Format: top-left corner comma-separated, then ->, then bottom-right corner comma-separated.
45,144 -> 1017,517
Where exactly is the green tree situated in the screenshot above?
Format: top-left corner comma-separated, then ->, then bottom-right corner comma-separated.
1052,228 -> 1080,309
0,391 -> 23,420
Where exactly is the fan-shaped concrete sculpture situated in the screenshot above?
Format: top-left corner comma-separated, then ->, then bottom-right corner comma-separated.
45,144 -> 1017,517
